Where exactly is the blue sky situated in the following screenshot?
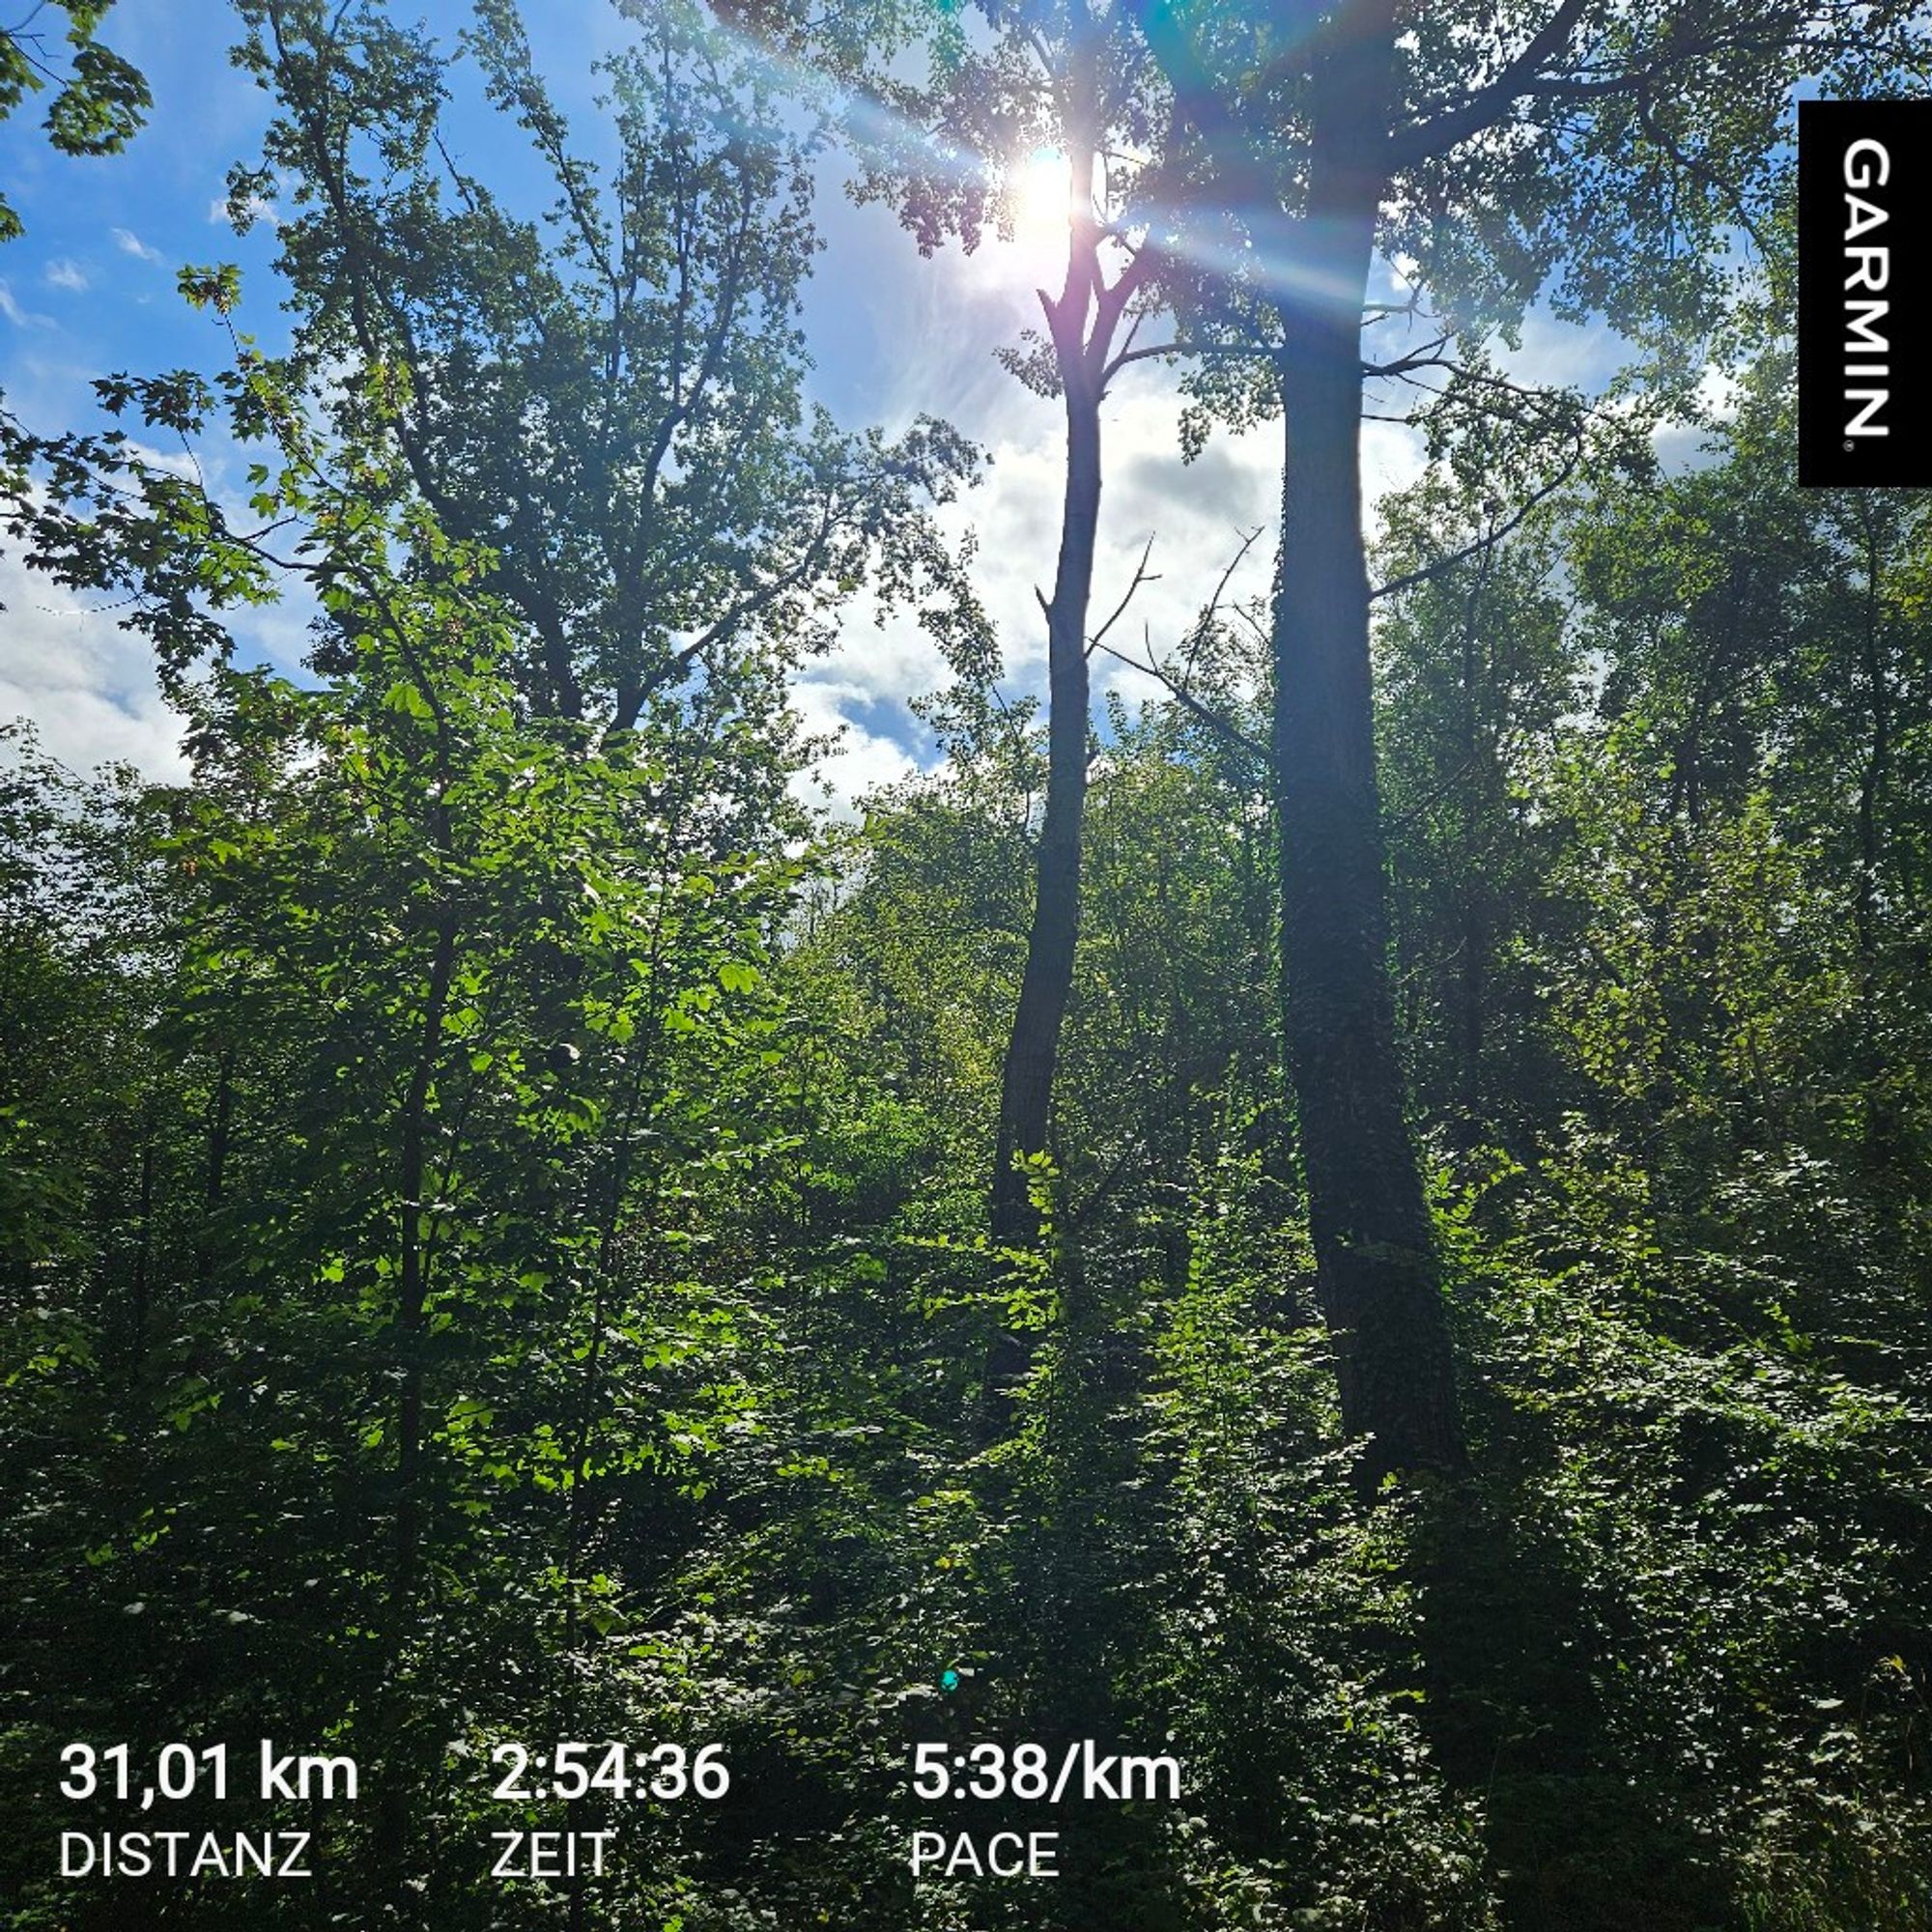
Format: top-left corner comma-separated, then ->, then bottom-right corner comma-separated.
0,0 -> 1636,805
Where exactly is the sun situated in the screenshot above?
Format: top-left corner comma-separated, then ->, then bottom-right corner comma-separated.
1008,147 -> 1072,244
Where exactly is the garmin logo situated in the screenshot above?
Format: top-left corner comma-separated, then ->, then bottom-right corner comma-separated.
1839,137 -> 1889,440
1800,101 -> 1929,486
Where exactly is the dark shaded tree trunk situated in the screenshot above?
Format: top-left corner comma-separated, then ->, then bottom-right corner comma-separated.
392,906 -> 458,1606
989,372 -> 1101,1229
1271,0 -> 1463,1483
194,1044 -> 235,1289
984,332 -> 1102,1395
1458,553 -> 1490,1126
1854,502 -> 1890,958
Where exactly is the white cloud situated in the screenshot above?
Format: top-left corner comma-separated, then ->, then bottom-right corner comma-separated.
950,390 -> 1284,692
788,665 -> 923,818
111,226 -> 163,264
1500,310 -> 1626,395
1649,362 -> 1742,477
1363,414 -> 1430,511
43,259 -> 90,294
0,554 -> 187,780
810,605 -> 948,708
795,380 -> 1292,807
209,192 -> 279,228
805,188 -> 1446,767
0,280 -> 51,328
800,207 -> 1439,792
122,439 -> 206,484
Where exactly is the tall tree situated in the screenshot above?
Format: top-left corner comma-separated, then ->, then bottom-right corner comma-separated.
975,28 -> 1163,1318
231,0 -> 971,806
1128,0 -> 1932,1482
718,0 -> 1173,1350
3,294 -> 842,1916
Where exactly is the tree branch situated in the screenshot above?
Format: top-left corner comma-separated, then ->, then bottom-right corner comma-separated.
1386,0 -> 1593,169
1093,637 -> 1269,766
1087,535 -> 1161,653
1370,443 -> 1581,604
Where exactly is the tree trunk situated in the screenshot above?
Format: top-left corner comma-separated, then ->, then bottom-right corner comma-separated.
984,95 -> 1131,1399
1272,1 -> 1463,1483
984,343 -> 1101,1388
989,375 -> 1101,1224
393,905 -> 458,1613
128,1125 -> 156,1371
1458,554 -> 1490,1125
194,1044 -> 235,1289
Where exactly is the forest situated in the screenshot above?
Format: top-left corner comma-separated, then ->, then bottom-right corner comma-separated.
2,1 -> 1930,1927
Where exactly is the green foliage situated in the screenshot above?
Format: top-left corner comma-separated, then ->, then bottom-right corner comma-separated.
0,0 -> 149,242
8,365 -> 1932,1930
1,334 -> 825,1920
228,0 -> 976,742
4,6 -> 1932,1926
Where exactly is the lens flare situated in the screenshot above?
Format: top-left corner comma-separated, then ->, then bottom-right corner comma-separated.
1009,147 -> 1072,243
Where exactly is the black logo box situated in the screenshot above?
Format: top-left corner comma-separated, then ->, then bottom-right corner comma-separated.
1799,99 -> 1930,487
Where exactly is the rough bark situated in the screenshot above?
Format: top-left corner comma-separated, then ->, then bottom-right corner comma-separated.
393,904 -> 458,1611
128,1127 -> 155,1371
1270,0 -> 1464,1482
1854,502 -> 1889,957
194,1044 -> 235,1290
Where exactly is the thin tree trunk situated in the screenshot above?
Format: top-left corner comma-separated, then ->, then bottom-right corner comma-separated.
1271,1 -> 1463,1483
393,906 -> 459,1612
1458,550 -> 1490,1124
188,1044 -> 237,1295
984,337 -> 1102,1400
985,83 -> 1148,1399
988,370 -> 1101,1248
